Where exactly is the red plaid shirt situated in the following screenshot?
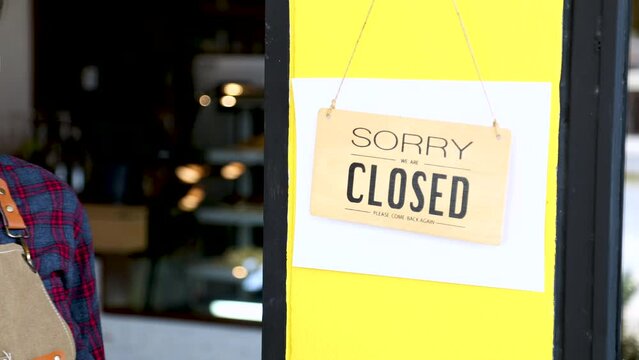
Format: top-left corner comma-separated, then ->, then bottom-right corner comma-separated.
0,155 -> 104,359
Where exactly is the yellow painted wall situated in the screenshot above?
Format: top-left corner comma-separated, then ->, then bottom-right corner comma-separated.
287,1 -> 563,359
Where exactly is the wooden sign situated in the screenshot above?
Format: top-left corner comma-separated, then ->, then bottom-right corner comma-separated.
311,108 -> 511,245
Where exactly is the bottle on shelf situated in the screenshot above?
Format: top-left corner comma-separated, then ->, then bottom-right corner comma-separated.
27,111 -> 90,195
54,112 -> 86,194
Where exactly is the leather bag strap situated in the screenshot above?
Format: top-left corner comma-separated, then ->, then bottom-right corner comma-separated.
0,178 -> 27,231
32,350 -> 66,360
0,178 -> 35,270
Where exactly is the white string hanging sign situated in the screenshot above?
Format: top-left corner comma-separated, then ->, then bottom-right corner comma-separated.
310,0 -> 512,245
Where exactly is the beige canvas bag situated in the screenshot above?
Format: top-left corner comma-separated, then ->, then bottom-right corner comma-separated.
0,178 -> 75,360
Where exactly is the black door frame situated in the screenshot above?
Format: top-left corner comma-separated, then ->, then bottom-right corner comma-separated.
555,0 -> 629,358
262,0 -> 290,358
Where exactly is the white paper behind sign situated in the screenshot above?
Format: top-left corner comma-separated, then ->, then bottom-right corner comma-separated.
292,78 -> 551,292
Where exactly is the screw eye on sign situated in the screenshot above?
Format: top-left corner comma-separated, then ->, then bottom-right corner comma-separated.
310,108 -> 512,245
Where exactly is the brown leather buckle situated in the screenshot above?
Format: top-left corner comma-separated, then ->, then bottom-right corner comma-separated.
0,178 -> 35,270
0,178 -> 28,234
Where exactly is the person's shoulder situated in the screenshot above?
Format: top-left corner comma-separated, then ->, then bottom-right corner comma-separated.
0,154 -> 46,171
0,154 -> 74,196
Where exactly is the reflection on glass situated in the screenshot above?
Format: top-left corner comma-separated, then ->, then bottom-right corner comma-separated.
221,162 -> 246,180
232,265 -> 249,279
176,164 -> 207,184
209,300 -> 262,322
220,95 -> 237,108
223,83 -> 244,96
199,94 -> 212,107
178,187 -> 206,212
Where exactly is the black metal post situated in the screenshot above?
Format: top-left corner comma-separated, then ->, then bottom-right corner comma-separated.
556,0 -> 629,358
263,0 -> 289,358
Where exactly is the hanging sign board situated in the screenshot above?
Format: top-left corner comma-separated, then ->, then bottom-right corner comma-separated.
292,78 -> 550,292
310,108 -> 511,245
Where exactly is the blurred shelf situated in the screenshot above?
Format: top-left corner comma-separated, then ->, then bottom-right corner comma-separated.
193,54 -> 264,93
187,254 -> 262,291
628,134 -> 639,175
195,204 -> 263,226
629,68 -> 639,92
187,261 -> 241,283
205,147 -> 264,165
217,97 -> 264,109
